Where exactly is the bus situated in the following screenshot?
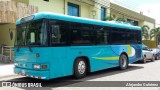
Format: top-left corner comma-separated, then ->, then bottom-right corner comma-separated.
14,12 -> 142,80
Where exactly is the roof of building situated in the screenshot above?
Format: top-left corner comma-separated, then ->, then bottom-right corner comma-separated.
110,3 -> 155,24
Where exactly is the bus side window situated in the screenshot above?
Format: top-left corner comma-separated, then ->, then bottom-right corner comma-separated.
49,20 -> 68,46
51,25 -> 61,43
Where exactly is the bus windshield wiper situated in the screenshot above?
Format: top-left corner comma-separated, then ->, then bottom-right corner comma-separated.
28,44 -> 33,52
27,41 -> 33,52
17,40 -> 23,52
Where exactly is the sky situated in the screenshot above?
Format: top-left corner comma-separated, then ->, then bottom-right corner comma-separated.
111,0 -> 160,27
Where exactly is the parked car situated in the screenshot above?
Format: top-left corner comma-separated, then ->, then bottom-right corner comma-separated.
151,48 -> 160,60
142,45 -> 155,63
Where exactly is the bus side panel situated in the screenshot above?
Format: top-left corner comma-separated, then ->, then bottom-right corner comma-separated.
89,46 -> 119,72
50,47 -> 73,79
128,44 -> 142,63
111,44 -> 142,64
68,46 -> 119,73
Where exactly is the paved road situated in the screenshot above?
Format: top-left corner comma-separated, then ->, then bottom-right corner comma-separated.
0,60 -> 160,90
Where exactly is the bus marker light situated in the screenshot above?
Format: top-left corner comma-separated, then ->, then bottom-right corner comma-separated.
42,65 -> 47,69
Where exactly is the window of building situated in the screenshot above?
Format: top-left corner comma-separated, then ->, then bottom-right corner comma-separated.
68,3 -> 79,17
133,21 -> 138,26
127,19 -> 139,26
101,7 -> 106,21
44,0 -> 49,2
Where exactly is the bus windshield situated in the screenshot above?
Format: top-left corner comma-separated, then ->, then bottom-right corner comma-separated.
15,19 -> 48,47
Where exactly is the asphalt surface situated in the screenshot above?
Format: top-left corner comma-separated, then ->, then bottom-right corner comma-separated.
0,60 -> 160,90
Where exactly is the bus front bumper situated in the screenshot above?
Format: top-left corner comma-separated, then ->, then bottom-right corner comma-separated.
14,67 -> 50,80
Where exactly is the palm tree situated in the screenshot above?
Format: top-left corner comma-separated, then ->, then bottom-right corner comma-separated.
142,25 -> 150,40
150,28 -> 156,40
105,16 -> 115,21
116,17 -> 126,22
154,27 -> 160,45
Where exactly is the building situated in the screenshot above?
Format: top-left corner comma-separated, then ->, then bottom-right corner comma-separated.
0,0 -> 37,46
0,0 -> 156,47
110,3 -> 155,29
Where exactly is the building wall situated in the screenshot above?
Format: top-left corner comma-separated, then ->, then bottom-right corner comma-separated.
28,0 -> 110,20
110,3 -> 155,28
12,0 -> 29,3
143,21 -> 155,30
0,24 -> 16,46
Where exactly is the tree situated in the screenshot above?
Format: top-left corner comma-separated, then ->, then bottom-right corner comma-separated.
116,17 -> 126,22
142,25 -> 150,40
150,28 -> 156,40
105,16 -> 115,21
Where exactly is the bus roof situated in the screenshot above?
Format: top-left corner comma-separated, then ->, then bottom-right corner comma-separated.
16,12 -> 141,30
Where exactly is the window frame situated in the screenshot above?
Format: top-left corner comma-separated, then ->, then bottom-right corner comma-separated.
68,2 -> 80,17
44,0 -> 49,2
101,7 -> 106,21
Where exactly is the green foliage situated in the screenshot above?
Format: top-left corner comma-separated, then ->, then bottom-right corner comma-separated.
142,25 -> 150,40
105,16 -> 114,21
116,17 -> 126,22
142,25 -> 160,46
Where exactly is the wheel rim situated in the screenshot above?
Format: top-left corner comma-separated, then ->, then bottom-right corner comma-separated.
121,55 -> 127,68
78,60 -> 86,74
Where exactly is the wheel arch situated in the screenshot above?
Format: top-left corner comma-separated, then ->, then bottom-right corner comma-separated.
120,52 -> 129,60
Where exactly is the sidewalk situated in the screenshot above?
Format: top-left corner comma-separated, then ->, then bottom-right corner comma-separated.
0,64 -> 16,79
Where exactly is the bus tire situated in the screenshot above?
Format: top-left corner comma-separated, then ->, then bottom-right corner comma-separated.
119,54 -> 128,70
74,57 -> 87,79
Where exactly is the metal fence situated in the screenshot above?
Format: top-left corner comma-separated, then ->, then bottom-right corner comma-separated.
0,45 -> 14,63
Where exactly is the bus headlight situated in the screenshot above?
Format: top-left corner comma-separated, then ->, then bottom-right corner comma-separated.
14,62 -> 19,66
34,64 -> 40,69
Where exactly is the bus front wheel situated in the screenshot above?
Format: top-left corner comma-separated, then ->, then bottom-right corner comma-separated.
119,54 -> 128,70
74,58 -> 87,79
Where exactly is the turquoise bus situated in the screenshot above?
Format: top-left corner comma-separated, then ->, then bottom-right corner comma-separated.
14,12 -> 142,80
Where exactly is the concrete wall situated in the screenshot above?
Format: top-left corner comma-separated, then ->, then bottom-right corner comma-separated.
0,23 -> 16,46
143,21 -> 155,30
143,40 -> 157,48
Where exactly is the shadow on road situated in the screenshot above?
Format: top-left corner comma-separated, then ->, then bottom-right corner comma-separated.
133,60 -> 159,64
4,65 -> 144,89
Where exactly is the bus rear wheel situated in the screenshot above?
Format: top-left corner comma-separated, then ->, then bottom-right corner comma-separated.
74,58 -> 87,79
119,54 -> 128,70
